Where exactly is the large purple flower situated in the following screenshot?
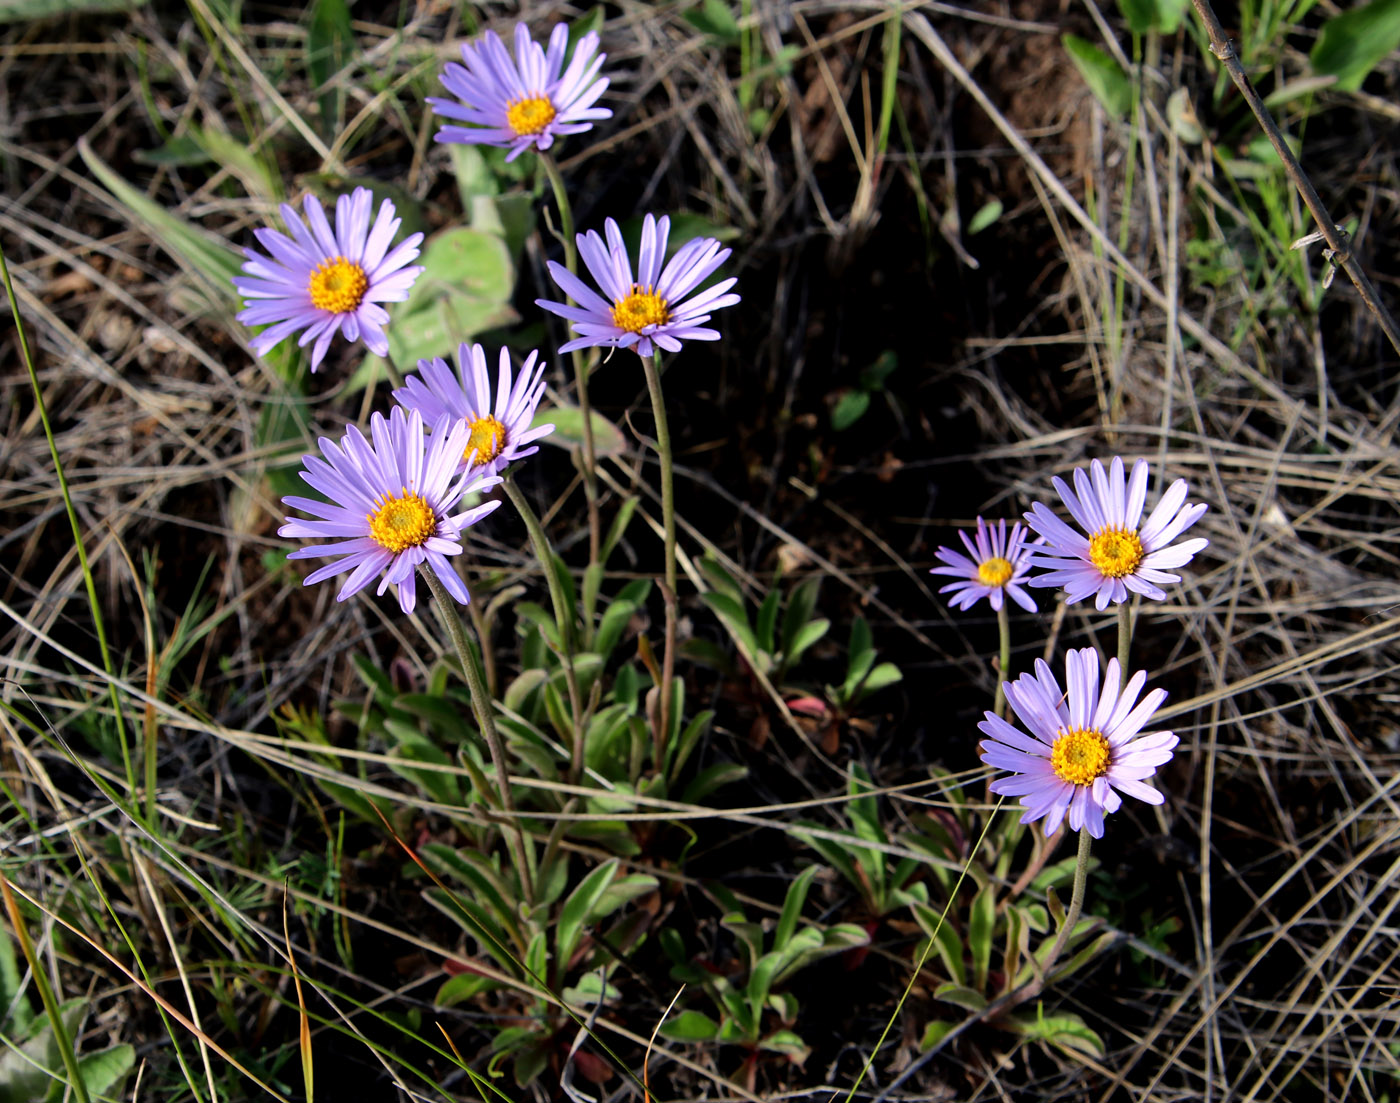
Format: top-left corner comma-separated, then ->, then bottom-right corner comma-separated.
536,213 -> 740,357
234,187 -> 423,372
280,406 -> 501,615
1024,457 -> 1208,610
930,517 -> 1038,613
429,22 -> 611,161
978,648 -> 1178,838
392,343 -> 555,476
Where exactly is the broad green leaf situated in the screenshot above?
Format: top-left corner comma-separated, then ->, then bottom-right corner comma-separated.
785,617 -> 830,667
1117,0 -> 1156,34
1062,34 -> 1132,119
680,761 -> 746,804
683,0 -> 740,43
860,661 -> 903,695
756,1029 -> 809,1062
831,390 -> 870,430
73,1043 -> 135,1098
919,1020 -> 955,1052
537,404 -> 627,456
1003,1007 -> 1106,1057
1311,0 -> 1400,92
933,983 -> 987,1011
658,1009 -> 720,1042
435,971 -> 502,1007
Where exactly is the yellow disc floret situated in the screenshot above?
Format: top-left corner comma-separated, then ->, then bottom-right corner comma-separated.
1050,727 -> 1111,787
309,257 -> 369,314
612,285 -> 670,334
465,415 -> 508,466
506,94 -> 557,137
368,490 -> 436,553
1088,525 -> 1144,578
977,556 -> 1014,587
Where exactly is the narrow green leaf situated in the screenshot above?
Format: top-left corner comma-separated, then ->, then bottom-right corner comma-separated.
307,0 -> 354,134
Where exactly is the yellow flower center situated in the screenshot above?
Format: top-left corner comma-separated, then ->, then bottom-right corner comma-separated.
1088,526 -> 1144,578
506,94 -> 557,137
611,285 -> 671,333
367,490 -> 436,553
1051,727 -> 1111,787
308,257 -> 369,314
977,556 -> 1014,587
464,415 -> 508,466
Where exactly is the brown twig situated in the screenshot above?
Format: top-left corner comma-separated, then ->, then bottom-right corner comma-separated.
1188,0 -> 1400,364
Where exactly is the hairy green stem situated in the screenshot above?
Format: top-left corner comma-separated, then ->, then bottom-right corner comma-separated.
1117,600 -> 1133,672
422,568 -> 534,905
1,874 -> 92,1103
639,351 -> 678,763
503,476 -> 585,780
539,152 -> 601,570
994,601 -> 1011,719
1,247 -> 137,816
1040,826 -> 1093,980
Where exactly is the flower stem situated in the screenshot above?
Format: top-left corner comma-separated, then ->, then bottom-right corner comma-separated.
539,152 -> 601,570
639,351 -> 678,761
1042,825 -> 1093,973
1117,600 -> 1133,672
503,475 -> 586,781
422,567 -> 535,906
994,601 -> 1011,719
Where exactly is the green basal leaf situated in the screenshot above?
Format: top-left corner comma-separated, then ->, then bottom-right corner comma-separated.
831,389 -> 870,431
1311,0 -> 1400,92
537,404 -> 627,456
933,983 -> 987,1011
1062,34 -> 1132,120
969,883 -> 996,992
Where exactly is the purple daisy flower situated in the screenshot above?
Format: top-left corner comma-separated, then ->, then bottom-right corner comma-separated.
234,188 -> 424,373
930,517 -> 1039,613
280,406 -> 501,615
391,343 -> 555,476
429,22 -> 611,161
978,648 -> 1178,838
535,213 -> 740,357
1024,457 -> 1208,611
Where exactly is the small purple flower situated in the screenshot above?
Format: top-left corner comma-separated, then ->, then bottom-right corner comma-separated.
429,22 -> 611,161
1024,457 -> 1208,611
234,188 -> 424,372
280,406 -> 501,615
536,213 -> 740,357
392,343 -> 555,476
930,517 -> 1038,613
978,648 -> 1178,838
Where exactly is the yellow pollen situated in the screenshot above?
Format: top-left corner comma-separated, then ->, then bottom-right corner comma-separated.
308,257 -> 368,314
1088,525 -> 1144,578
464,415 -> 508,466
506,94 -> 557,136
611,285 -> 671,333
977,556 -> 1014,587
367,490 -> 436,553
1051,727 -> 1111,787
